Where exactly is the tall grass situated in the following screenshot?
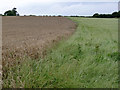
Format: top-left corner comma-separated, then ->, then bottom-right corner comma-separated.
3,17 -> 118,88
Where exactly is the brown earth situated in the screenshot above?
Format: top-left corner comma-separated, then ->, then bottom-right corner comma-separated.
2,16 -> 76,68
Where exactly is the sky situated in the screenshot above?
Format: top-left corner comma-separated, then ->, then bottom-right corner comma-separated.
0,0 -> 119,16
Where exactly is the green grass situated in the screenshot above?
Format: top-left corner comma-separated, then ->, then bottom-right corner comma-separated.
3,17 -> 119,88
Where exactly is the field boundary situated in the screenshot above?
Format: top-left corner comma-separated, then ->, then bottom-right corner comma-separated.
2,17 -> 77,79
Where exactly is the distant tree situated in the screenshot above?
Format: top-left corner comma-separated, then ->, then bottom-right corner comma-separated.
29,15 -> 36,16
118,11 -> 120,18
58,15 -> 62,17
12,8 -> 18,16
93,11 -> 120,18
112,12 -> 118,18
4,10 -> 13,16
93,13 -> 99,18
4,8 -> 19,16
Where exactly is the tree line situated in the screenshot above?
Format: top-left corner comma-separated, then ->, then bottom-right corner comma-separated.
1,8 -> 120,18
93,11 -> 120,18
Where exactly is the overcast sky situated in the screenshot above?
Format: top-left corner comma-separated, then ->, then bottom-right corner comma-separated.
0,0 -> 119,16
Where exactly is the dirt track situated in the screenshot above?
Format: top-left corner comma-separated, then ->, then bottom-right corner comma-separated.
2,16 -> 76,66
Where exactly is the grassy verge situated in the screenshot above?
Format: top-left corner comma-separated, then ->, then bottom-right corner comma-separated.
3,17 -> 118,88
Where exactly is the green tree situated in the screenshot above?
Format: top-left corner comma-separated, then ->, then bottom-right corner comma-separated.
4,8 -> 19,16
93,13 -> 99,18
112,12 -> 118,18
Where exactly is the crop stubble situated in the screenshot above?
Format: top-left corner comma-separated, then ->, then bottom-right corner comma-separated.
2,16 -> 76,69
